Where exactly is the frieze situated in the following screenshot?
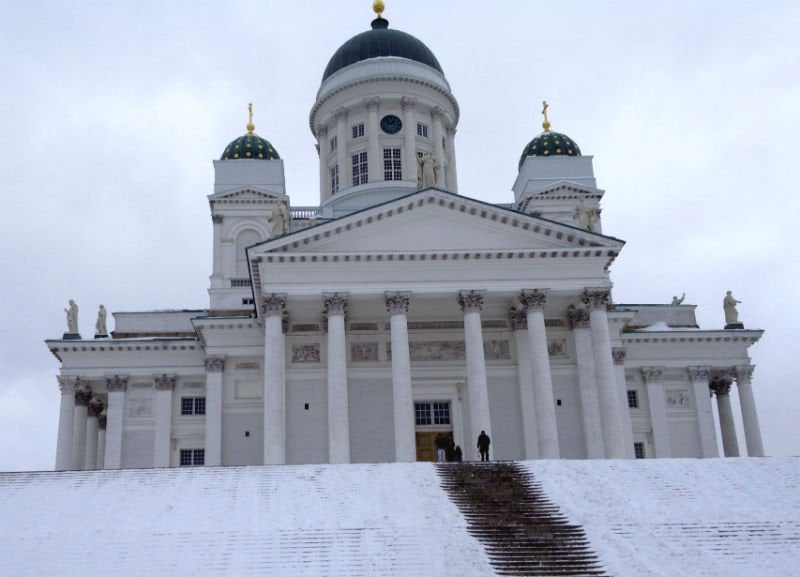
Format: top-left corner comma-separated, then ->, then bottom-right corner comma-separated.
666,389 -> 691,409
485,340 -> 511,360
235,362 -> 260,370
544,319 -> 567,328
349,322 -> 378,331
292,343 -> 321,363
409,321 -> 463,330
292,323 -> 321,333
548,339 -> 568,359
386,339 -> 510,361
351,342 -> 379,362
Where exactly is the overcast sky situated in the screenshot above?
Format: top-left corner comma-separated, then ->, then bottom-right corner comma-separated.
1,1 -> 798,471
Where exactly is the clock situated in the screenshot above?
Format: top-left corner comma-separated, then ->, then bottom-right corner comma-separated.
380,114 -> 402,134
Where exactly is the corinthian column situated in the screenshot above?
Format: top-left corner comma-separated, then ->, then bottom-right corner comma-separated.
205,356 -> 225,466
85,396 -> 103,470
431,107 -> 445,188
386,292 -> 415,461
459,291 -> 492,455
688,366 -> 717,457
366,98 -> 381,183
97,410 -> 106,470
710,377 -> 739,457
401,97 -> 417,182
510,311 -> 539,459
642,367 -> 670,458
335,108 -> 349,189
520,290 -> 559,459
735,365 -> 764,457
55,376 -> 76,470
568,306 -> 604,459
104,375 -> 127,469
153,374 -> 175,468
262,294 -> 287,465
72,381 -> 92,470
581,289 -> 626,458
325,293 -> 351,463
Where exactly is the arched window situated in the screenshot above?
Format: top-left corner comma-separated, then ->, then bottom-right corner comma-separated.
235,229 -> 261,278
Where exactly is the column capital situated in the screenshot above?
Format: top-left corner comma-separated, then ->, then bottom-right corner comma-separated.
154,374 -> 176,391
581,288 -> 612,310
364,97 -> 380,110
106,374 -> 128,392
519,289 -> 548,313
709,376 -> 733,397
317,124 -> 328,137
204,356 -> 226,373
88,397 -> 105,418
735,365 -> 755,383
211,214 -> 223,224
641,366 -> 664,383
57,375 -> 77,394
687,366 -> 711,382
566,304 -> 590,329
334,107 -> 348,120
323,293 -> 349,316
74,382 -> 93,407
401,96 -> 417,109
612,348 -> 626,365
431,105 -> 444,119
458,290 -> 484,313
260,293 -> 286,317
384,292 -> 410,315
509,310 -> 527,331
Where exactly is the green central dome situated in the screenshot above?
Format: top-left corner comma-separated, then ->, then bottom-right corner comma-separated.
322,17 -> 443,81
220,133 -> 279,161
518,131 -> 581,169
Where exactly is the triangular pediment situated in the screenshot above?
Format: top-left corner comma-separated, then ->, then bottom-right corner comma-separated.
533,181 -> 604,198
208,187 -> 287,203
251,189 -> 623,257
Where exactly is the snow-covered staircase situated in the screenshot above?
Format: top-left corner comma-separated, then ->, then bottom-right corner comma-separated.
437,462 -> 606,576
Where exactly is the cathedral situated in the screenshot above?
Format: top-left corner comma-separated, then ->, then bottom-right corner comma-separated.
46,2 -> 764,470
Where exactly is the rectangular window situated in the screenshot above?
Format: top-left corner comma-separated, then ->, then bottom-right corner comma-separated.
351,152 -> 368,186
634,442 -> 646,459
330,163 -> 339,194
180,449 -> 205,466
415,401 -> 451,426
351,123 -> 365,139
627,390 -> 639,409
432,402 -> 451,425
383,147 -> 402,181
329,135 -> 338,152
416,122 -> 429,137
181,397 -> 206,416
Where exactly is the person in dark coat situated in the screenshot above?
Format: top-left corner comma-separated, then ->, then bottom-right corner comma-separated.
477,430 -> 491,461
453,445 -> 463,462
446,436 -> 456,462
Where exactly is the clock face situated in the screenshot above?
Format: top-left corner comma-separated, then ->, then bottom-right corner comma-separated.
380,114 -> 402,134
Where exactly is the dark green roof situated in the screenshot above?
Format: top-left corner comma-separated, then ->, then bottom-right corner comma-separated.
322,17 -> 443,81
220,133 -> 279,161
518,131 -> 581,169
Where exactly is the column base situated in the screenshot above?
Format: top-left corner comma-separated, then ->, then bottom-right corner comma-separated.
724,323 -> 744,330
63,332 -> 82,340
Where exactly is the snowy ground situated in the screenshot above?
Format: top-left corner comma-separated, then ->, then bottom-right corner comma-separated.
1,458 -> 798,577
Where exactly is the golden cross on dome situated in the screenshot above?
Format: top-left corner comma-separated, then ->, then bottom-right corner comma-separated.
373,0 -> 385,18
247,103 -> 255,134
541,101 -> 551,132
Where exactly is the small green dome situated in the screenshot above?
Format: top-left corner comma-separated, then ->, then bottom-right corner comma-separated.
518,131 -> 581,169
220,133 -> 280,161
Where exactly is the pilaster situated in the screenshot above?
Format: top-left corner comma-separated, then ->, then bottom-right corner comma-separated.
365,97 -> 381,183
612,348 -> 635,458
401,97 -> 417,182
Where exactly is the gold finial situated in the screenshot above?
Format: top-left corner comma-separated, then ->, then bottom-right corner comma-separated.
541,101 -> 551,132
373,0 -> 385,18
246,102 -> 255,134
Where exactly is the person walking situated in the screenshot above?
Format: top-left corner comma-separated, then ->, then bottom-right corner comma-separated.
477,430 -> 491,462
435,433 -> 448,462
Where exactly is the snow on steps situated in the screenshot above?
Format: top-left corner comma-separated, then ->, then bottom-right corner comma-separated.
1,458 -> 799,576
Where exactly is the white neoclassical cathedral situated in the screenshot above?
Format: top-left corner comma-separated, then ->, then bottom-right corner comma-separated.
46,3 -> 765,471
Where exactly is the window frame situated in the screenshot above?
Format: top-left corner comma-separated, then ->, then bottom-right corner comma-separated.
351,151 -> 368,186
181,397 -> 206,416
351,123 -> 365,139
383,147 -> 402,181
